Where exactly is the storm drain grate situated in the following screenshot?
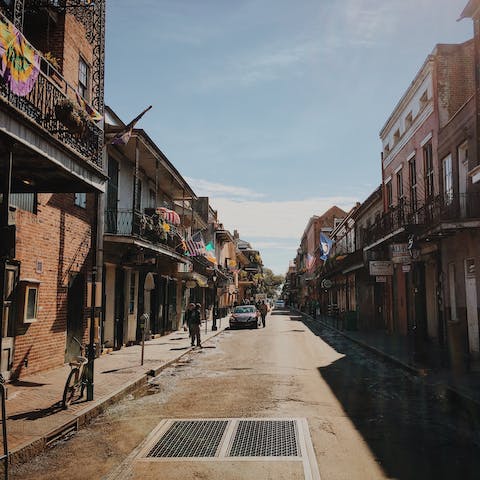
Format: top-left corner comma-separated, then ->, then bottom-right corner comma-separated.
147,420 -> 228,458
229,419 -> 299,457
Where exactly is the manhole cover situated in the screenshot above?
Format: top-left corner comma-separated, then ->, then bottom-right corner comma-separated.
147,420 -> 228,458
107,418 -> 321,480
229,420 -> 299,457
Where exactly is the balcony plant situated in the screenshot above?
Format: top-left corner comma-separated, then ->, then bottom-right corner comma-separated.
54,97 -> 88,136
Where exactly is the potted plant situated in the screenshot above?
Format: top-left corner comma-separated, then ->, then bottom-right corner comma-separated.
54,97 -> 88,136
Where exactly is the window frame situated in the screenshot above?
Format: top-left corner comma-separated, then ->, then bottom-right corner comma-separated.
78,55 -> 90,101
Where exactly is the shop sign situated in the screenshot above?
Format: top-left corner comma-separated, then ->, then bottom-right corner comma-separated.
402,264 -> 411,273
391,243 -> 411,264
376,276 -> 387,283
369,261 -> 393,276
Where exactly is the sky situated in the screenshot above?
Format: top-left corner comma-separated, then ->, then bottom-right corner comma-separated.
105,0 -> 472,275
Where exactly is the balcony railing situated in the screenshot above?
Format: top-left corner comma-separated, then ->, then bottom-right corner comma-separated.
0,39 -> 103,168
362,191 -> 480,247
105,209 -> 187,254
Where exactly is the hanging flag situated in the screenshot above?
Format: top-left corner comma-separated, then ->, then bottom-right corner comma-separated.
110,105 -> 152,146
186,232 -> 206,257
0,18 -> 40,97
75,91 -> 102,122
205,242 -> 215,252
320,233 -> 333,261
306,253 -> 315,272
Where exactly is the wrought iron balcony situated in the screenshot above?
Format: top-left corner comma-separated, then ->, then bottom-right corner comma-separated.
362,191 -> 480,247
104,209 -> 187,254
0,55 -> 103,168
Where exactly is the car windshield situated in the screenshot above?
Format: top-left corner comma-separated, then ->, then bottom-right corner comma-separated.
234,306 -> 256,314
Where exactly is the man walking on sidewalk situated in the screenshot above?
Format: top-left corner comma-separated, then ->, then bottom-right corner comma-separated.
189,303 -> 202,347
259,301 -> 268,328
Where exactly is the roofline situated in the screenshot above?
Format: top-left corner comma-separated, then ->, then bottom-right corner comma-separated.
133,128 -> 197,199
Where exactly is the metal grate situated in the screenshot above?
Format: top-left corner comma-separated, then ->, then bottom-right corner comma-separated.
147,420 -> 228,458
229,420 -> 299,457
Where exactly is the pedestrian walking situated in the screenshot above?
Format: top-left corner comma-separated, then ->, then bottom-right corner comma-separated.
185,302 -> 195,338
259,300 -> 268,328
189,303 -> 202,347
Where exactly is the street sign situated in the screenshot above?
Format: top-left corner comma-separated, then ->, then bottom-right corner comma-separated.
369,261 -> 393,276
391,243 -> 411,264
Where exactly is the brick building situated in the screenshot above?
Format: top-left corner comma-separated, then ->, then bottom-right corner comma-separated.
364,39 -> 477,362
0,2 -> 106,379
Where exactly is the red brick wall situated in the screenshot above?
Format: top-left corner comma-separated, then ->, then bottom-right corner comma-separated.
12,194 -> 94,378
62,13 -> 94,101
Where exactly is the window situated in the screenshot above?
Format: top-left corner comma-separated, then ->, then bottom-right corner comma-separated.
149,189 -> 156,208
405,112 -> 413,129
420,90 -> 428,109
393,129 -> 400,145
10,193 -> 37,213
385,180 -> 393,209
396,169 -> 404,203
74,192 -> 87,208
423,142 -> 434,199
443,154 -> 453,205
134,180 -> 142,212
384,144 -> 390,155
409,156 -> 418,210
20,282 -> 39,323
78,56 -> 90,100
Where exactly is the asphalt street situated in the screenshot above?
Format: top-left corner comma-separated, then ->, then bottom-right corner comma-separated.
11,308 -> 480,480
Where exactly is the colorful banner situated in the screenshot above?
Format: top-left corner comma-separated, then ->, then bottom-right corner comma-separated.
0,18 -> 40,97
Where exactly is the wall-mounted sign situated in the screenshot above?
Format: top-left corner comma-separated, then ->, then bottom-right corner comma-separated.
391,243 -> 411,264
376,276 -> 387,283
402,264 -> 411,273
369,261 -> 393,276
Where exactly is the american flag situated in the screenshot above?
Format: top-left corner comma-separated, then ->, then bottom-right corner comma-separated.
186,233 -> 206,256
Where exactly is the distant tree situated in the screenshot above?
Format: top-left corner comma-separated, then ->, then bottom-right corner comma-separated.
261,268 -> 284,297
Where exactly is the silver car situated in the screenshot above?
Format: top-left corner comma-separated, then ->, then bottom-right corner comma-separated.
229,305 -> 259,329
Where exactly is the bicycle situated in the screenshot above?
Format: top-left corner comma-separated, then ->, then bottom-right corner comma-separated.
62,336 -> 88,409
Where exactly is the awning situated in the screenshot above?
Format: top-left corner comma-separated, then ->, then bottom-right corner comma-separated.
177,271 -> 208,287
156,207 -> 181,225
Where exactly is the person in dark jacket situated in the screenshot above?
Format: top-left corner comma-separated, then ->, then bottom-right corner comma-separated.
189,303 -> 202,347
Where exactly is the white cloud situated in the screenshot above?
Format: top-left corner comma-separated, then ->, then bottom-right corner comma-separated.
187,177 -> 358,240
210,196 -> 357,240
186,177 -> 265,199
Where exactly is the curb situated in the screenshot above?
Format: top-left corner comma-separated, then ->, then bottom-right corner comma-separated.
7,323 -> 227,467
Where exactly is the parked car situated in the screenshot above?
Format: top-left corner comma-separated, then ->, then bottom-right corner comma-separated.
274,299 -> 285,308
229,305 -> 259,329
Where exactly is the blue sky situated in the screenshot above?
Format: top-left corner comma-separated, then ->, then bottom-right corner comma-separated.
105,0 -> 472,274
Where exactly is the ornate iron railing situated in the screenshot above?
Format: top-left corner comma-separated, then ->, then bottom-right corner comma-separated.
0,56 -> 103,168
104,209 -> 187,255
362,191 -> 480,247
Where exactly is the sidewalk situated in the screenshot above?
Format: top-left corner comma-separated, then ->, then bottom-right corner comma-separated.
299,311 -> 480,412
2,319 -> 227,465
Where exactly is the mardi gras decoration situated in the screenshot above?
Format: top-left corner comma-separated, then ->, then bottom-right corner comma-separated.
0,19 -> 40,97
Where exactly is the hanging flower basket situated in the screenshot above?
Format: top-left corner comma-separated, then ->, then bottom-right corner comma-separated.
54,97 -> 87,136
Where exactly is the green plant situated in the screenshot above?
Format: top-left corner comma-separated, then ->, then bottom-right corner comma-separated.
43,51 -> 60,70
55,97 -> 89,135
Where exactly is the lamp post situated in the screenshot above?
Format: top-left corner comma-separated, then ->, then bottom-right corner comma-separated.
212,273 -> 218,330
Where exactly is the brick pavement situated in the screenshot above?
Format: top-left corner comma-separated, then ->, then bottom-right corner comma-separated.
2,319 -> 226,464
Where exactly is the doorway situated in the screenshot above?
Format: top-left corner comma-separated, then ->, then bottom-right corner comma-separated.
65,273 -> 85,363
464,258 -> 479,356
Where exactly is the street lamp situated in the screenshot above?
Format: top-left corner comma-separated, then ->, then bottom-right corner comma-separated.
212,273 -> 218,331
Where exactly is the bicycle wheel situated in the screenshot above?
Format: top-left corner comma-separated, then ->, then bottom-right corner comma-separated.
62,369 -> 80,408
